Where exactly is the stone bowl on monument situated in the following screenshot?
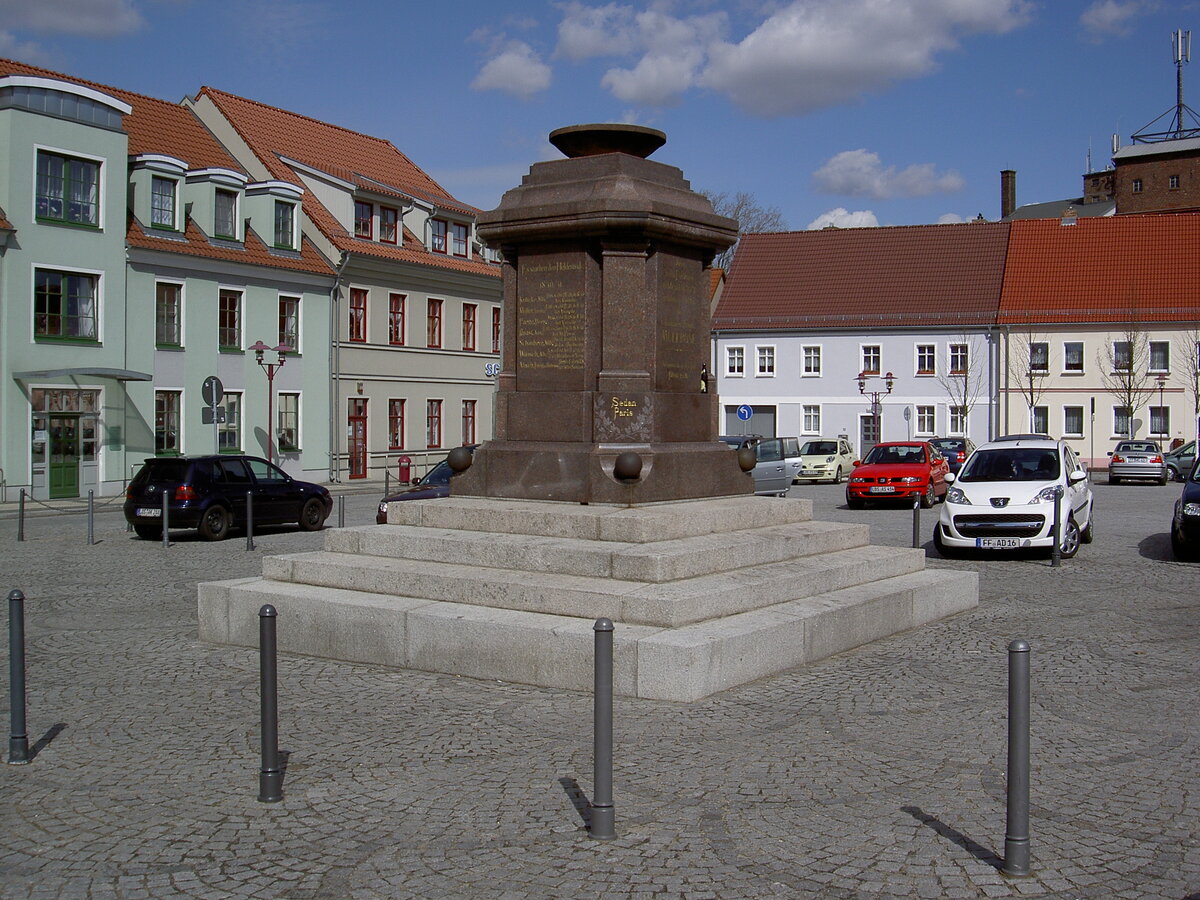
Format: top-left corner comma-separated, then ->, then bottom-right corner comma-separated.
452,123 -> 750,504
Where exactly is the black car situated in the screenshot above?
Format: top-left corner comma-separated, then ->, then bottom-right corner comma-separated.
928,437 -> 977,474
125,455 -> 332,541
376,448 -> 474,524
1170,464 -> 1200,560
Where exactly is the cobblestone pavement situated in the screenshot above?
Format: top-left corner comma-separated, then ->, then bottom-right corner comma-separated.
0,481 -> 1196,899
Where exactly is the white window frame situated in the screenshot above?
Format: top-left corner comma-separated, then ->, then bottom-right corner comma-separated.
1149,405 -> 1170,438
218,391 -> 243,452
1149,340 -> 1170,374
214,188 -> 240,241
31,263 -> 104,343
278,294 -> 300,353
755,345 -> 776,377
150,175 -> 178,230
273,200 -> 297,250
949,405 -> 968,436
155,279 -> 185,348
860,344 -> 881,375
915,344 -> 935,376
1063,405 -> 1084,438
725,345 -> 745,377
948,342 -> 969,375
277,390 -> 301,452
1112,405 -> 1133,438
802,404 -> 821,434
1029,341 -> 1049,374
218,286 -> 243,351
155,387 -> 183,455
1031,405 -> 1049,435
915,405 -> 935,436
1063,341 -> 1084,374
801,344 -> 822,377
1111,340 -> 1132,373
33,143 -> 106,230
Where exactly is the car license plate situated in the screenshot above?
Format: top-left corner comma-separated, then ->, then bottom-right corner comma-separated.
976,537 -> 1019,549
869,485 -> 895,493
136,507 -> 162,517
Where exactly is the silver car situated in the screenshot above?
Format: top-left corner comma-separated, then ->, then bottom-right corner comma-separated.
1107,440 -> 1168,485
1165,440 -> 1196,482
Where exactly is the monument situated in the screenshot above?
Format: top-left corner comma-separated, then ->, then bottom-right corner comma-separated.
198,126 -> 978,702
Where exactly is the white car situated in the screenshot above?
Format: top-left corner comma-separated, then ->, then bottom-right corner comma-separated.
793,437 -> 856,484
934,437 -> 1094,558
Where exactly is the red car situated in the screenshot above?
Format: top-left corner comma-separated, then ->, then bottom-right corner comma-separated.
845,441 -> 950,509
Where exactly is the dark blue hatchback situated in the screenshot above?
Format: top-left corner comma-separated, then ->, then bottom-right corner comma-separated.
1170,460 -> 1200,561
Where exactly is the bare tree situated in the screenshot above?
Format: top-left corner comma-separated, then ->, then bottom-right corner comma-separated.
700,190 -> 786,271
935,334 -> 989,437
1008,329 -> 1050,430
1098,323 -> 1155,439
1175,325 -> 1200,433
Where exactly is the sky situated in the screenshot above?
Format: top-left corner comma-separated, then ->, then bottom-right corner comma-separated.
2,0 -> 1198,231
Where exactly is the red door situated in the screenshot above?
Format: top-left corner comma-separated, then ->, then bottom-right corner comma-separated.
348,399 -> 367,479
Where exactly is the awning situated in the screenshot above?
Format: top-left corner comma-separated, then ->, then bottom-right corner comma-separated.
13,367 -> 153,382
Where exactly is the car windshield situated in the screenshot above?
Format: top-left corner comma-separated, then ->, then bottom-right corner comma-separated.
1117,442 -> 1159,453
864,444 -> 925,465
801,441 -> 838,455
929,440 -> 962,453
958,447 -> 1060,482
136,459 -> 190,483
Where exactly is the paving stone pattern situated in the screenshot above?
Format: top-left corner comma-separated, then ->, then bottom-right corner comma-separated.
0,483 -> 1196,899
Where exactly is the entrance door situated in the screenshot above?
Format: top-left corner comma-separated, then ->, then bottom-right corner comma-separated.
49,415 -> 80,499
859,413 -> 879,460
348,399 -> 368,479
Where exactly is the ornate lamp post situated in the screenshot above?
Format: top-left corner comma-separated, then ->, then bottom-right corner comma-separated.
250,341 -> 289,465
856,370 -> 895,450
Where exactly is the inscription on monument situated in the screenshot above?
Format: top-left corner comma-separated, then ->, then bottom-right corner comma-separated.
595,393 -> 652,441
656,254 -> 702,390
517,255 -> 586,388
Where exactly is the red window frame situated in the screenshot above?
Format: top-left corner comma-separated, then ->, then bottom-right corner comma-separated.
354,201 -> 372,239
380,206 -> 398,243
426,399 -> 442,449
427,298 -> 443,348
462,303 -> 477,352
462,400 -> 476,445
349,288 -> 367,343
388,293 -> 406,346
430,219 -> 447,254
451,222 -> 468,257
492,307 -> 501,353
388,399 -> 405,450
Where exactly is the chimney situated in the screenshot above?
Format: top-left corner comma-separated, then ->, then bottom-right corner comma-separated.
1000,169 -> 1016,219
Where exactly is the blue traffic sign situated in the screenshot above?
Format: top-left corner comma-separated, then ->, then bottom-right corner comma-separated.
736,404 -> 753,421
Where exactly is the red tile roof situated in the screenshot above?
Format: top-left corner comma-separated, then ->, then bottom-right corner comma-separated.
126,214 -> 334,275
999,213 -> 1200,324
0,59 -> 243,172
196,87 -> 499,280
714,222 -> 1010,330
0,205 -> 12,232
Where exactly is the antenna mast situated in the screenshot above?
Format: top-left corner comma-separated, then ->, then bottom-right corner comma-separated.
1132,29 -> 1200,143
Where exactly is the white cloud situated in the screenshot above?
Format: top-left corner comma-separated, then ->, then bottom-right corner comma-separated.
471,41 -> 552,99
0,0 -> 143,37
699,0 -> 1032,117
813,149 -> 965,200
555,2 -> 637,60
0,30 -> 55,65
807,208 -> 879,229
1080,1 -> 1154,41
937,213 -> 969,224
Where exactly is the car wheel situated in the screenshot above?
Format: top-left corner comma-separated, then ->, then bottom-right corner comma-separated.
1158,472 -> 1169,486
133,523 -> 161,541
1171,528 -> 1196,561
299,497 -> 326,531
933,526 -> 956,558
1058,516 -> 1081,559
1168,465 -> 1181,482
832,467 -> 843,485
919,483 -> 935,508
847,495 -> 864,510
198,505 -> 231,541
1109,475 -> 1120,485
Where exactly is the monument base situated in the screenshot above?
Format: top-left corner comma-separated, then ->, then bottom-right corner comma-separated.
198,496 -> 977,702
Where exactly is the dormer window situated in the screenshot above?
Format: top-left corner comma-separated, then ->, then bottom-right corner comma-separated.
430,218 -> 447,253
380,206 -> 398,243
151,176 -> 177,230
451,222 -> 468,257
36,150 -> 100,227
273,200 -> 295,249
354,201 -> 372,238
215,189 -> 238,239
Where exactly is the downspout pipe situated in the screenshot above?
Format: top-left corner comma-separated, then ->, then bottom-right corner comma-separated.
329,251 -> 350,483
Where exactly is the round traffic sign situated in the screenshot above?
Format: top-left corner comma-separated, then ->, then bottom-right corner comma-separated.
202,376 -> 224,407
736,404 -> 753,421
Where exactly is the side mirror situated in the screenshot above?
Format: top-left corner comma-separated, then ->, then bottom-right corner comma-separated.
1068,470 -> 1087,484
852,459 -> 862,467
1106,451 -> 1113,457
944,471 -> 957,484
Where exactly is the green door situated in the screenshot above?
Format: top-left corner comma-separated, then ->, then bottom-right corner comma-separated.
48,415 -> 80,499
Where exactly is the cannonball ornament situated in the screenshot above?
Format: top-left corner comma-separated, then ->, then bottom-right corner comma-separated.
737,447 -> 757,472
447,446 -> 473,473
613,451 -> 643,483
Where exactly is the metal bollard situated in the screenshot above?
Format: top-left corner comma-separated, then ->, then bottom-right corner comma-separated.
590,617 -> 616,840
258,604 -> 283,802
8,590 -> 29,764
385,471 -> 391,495
161,489 -> 170,549
246,491 -> 255,551
87,490 -> 95,545
17,489 -> 25,542
1003,639 -> 1031,877
1050,487 -> 1062,567
912,496 -> 921,548
337,494 -> 345,528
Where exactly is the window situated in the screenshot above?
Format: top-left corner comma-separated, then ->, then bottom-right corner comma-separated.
949,343 -> 968,374
1149,341 -> 1169,373
35,269 -> 97,340
949,405 -> 967,435
1031,406 -> 1048,434
462,399 -> 477,444
278,296 -> 299,351
726,346 -> 745,376
1064,341 -> 1084,373
426,399 -> 442,448
349,288 -> 367,342
156,282 -> 181,347
861,345 -> 880,375
380,206 -> 398,243
1169,174 -> 1180,190
756,345 -> 775,376
802,405 -> 820,434
354,201 -> 372,238
1132,178 -> 1143,193
451,222 -> 468,257
1063,406 -> 1084,438
388,399 -> 405,449
1150,406 -> 1170,437
916,344 -> 935,375
1113,406 -> 1133,438
1112,341 -> 1132,372
427,299 -> 443,348
430,219 -> 447,253
215,189 -> 237,239
155,390 -> 181,454
273,201 -> 295,249
278,392 -> 299,452
492,307 -> 502,353
916,405 -> 935,435
1030,342 -> 1049,373
802,345 -> 822,376
218,392 -> 242,451
150,176 -> 176,229
36,150 -> 99,226
389,293 -> 406,345
218,289 -> 241,350
462,303 -> 477,351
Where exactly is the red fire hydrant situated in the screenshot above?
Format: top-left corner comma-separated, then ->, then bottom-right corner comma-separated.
397,455 -> 412,484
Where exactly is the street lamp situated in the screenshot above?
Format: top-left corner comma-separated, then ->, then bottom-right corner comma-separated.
856,370 -> 895,450
250,341 -> 290,465
1157,373 -> 1167,445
